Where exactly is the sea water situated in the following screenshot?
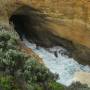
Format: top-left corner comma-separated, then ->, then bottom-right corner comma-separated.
23,38 -> 90,86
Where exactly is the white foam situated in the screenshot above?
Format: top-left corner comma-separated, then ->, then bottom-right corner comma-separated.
23,38 -> 90,86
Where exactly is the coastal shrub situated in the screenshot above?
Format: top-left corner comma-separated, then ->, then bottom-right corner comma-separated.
24,59 -> 57,83
0,75 -> 12,90
48,81 -> 64,90
0,31 -> 19,52
0,30 -> 64,90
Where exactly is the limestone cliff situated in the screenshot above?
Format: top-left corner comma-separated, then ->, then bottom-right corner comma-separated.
0,0 -> 90,65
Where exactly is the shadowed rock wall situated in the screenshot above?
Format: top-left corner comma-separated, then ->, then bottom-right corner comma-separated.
0,0 -> 90,65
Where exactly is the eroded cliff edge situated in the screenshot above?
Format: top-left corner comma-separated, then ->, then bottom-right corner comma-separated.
0,0 -> 90,65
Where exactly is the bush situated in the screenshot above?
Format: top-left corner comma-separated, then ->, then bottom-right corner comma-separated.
24,59 -> 57,83
0,75 -> 12,90
48,81 -> 64,90
0,30 -> 64,90
0,31 -> 19,51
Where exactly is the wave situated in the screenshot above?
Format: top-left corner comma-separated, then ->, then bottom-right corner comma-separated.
23,38 -> 90,86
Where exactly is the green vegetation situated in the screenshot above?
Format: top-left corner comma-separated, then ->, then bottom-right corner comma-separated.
0,29 -> 64,90
0,75 -> 12,90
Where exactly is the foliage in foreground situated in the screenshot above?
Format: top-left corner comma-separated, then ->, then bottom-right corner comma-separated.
0,29 -> 64,90
0,28 -> 90,90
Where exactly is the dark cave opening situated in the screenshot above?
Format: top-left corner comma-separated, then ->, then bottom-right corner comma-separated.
9,13 -> 47,45
9,6 -> 46,42
9,14 -> 30,40
9,6 -> 75,52
9,14 -> 74,50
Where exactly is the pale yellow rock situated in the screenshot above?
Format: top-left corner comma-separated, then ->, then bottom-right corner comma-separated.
0,0 -> 90,65
73,72 -> 90,87
0,0 -> 90,48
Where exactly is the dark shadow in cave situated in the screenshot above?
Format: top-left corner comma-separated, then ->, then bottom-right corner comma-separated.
9,6 -> 90,65
9,5 -> 75,52
9,6 -> 48,41
10,15 -> 29,40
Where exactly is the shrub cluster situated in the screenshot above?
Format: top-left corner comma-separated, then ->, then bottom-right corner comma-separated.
0,30 -> 64,90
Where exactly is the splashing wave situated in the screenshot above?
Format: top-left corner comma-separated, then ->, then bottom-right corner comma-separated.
23,38 -> 90,86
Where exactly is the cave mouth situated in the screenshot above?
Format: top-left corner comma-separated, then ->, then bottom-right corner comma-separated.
9,14 -> 74,50
9,6 -> 54,47
9,6 -> 75,52
9,5 -> 45,42
9,13 -> 46,45
9,14 -> 30,40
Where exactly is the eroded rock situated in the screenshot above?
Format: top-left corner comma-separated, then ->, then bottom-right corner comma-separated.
0,0 -> 90,65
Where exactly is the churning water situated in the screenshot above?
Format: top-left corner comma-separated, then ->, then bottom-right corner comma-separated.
23,38 -> 90,86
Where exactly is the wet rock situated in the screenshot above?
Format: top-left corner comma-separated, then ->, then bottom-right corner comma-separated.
54,51 -> 58,57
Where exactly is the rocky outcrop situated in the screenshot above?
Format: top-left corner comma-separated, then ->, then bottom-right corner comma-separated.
0,0 -> 90,65
73,72 -> 90,87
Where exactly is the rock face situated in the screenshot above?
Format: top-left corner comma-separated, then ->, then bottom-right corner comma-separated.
73,72 -> 90,87
0,0 -> 90,65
